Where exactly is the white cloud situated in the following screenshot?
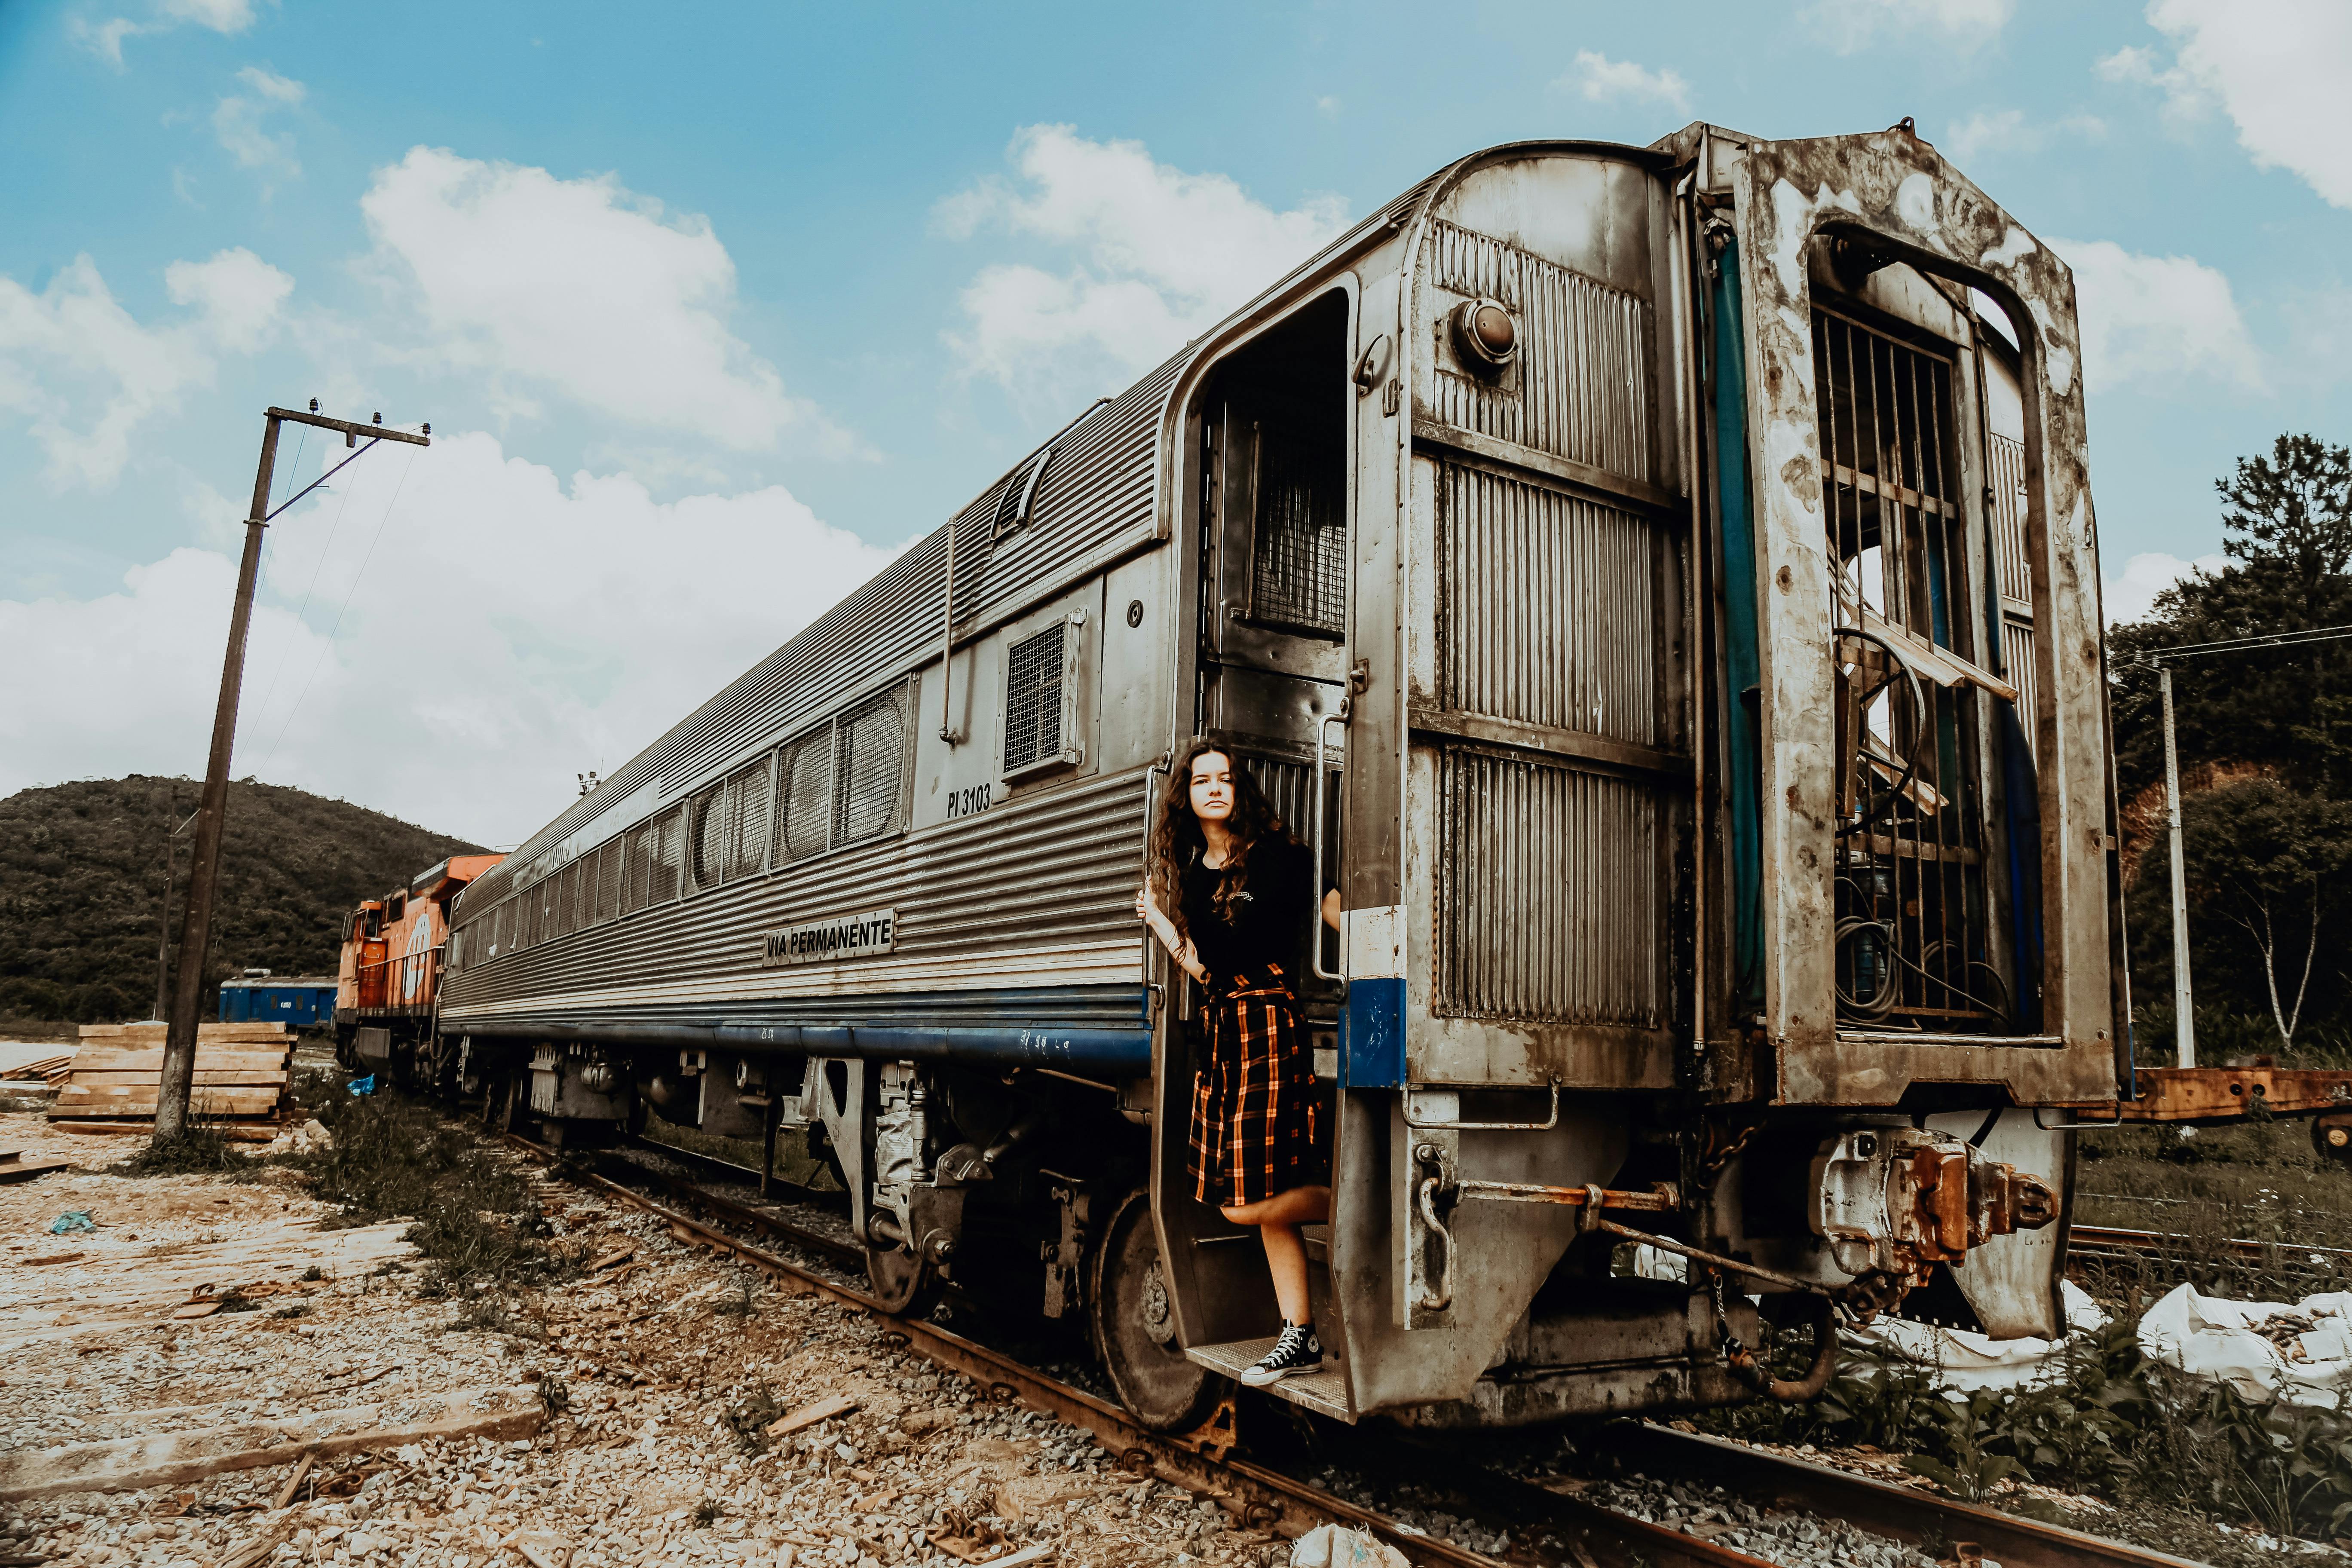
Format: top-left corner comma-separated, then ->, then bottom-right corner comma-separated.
359,147 -> 853,455
2048,237 -> 2263,395
1555,52 -> 1690,113
2100,0 -> 2352,209
0,247 -> 292,489
937,125 -> 1349,398
159,0 -> 256,28
1805,0 -> 2014,53
0,432 -> 907,845
2105,550 -> 2223,626
165,247 -> 294,350
1945,107 -> 2108,163
73,0 -> 256,65
212,67 -> 304,183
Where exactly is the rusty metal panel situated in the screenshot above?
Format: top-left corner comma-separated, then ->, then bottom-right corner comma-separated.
1424,220 -> 1656,484
1431,747 -> 1664,1026
1732,129 -> 2116,1101
1436,462 -> 1659,745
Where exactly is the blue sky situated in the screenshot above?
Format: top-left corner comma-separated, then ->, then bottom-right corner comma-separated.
2,0 -> 2344,843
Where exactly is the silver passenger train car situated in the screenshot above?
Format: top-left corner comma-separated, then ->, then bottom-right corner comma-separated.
428,120 -> 2121,1431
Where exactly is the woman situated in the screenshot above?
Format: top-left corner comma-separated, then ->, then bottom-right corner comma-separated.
1135,737 -> 1341,1387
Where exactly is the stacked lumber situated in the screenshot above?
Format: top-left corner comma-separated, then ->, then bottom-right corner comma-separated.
1,1052 -> 73,1081
47,1023 -> 293,1137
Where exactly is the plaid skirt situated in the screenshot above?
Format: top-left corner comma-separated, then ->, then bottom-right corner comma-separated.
1188,970 -> 1328,1208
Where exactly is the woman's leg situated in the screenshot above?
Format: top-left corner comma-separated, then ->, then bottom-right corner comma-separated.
1222,1185 -> 1332,1325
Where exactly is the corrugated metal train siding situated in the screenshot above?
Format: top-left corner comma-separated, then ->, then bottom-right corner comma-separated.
1436,463 -> 1660,745
442,769 -> 1148,1019
458,361 -> 1183,919
1432,748 -> 1664,1026
1423,220 -> 1657,484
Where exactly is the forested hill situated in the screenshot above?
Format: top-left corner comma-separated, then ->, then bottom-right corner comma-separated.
0,777 -> 483,1024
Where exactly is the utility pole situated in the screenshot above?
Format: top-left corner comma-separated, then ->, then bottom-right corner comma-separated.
2156,660 -> 2196,1069
154,405 -> 429,1139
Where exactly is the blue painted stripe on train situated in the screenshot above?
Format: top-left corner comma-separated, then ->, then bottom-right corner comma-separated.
1343,977 -> 1406,1089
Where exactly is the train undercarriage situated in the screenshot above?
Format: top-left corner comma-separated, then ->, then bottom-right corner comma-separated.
351,1031 -> 2110,1434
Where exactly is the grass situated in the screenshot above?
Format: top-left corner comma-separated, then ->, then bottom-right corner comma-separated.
108,1119 -> 254,1176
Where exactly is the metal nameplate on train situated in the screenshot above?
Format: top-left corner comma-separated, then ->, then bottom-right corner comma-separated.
760,908 -> 896,967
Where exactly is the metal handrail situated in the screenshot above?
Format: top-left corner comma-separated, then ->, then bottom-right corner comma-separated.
1311,711 -> 1348,986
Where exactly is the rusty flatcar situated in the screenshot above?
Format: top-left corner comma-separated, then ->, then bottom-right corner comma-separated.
404,122 -> 2125,1430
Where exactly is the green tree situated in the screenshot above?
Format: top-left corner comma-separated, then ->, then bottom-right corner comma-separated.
2177,779 -> 2352,1051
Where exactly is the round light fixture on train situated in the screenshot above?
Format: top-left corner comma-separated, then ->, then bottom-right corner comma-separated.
1449,297 -> 1517,373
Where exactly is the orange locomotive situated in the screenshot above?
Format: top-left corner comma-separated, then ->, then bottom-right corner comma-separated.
335,854 -> 504,1079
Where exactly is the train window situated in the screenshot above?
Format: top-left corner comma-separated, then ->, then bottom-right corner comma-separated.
1247,423 -> 1347,635
776,727 -> 833,862
588,839 -> 616,922
834,685 -> 910,845
648,806 -> 685,903
620,825 -> 648,914
1210,291 -> 1350,640
1003,617 -> 1083,779
990,450 -> 1048,539
387,892 -> 407,922
689,782 -> 726,891
726,754 -> 774,879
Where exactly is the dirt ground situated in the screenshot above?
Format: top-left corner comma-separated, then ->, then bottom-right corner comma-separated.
0,1111 -> 1280,1568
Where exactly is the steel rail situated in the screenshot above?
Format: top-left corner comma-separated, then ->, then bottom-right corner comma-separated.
502,1132 -> 1784,1568
1609,1425 -> 2208,1568
620,1130 -> 849,1212
2067,1222 -> 2352,1269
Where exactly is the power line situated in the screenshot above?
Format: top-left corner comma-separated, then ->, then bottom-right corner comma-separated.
252,444 -> 420,778
245,443 -> 364,744
2138,624 -> 2352,663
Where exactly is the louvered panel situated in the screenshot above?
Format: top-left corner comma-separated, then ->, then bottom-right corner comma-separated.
2004,616 -> 2039,756
1988,432 -> 2031,608
1424,220 -> 1655,483
1432,748 -> 1663,1026
1003,624 -> 1066,772
1438,462 -> 1660,744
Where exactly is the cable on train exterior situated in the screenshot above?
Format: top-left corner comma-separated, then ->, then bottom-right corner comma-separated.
342,121 -> 2120,1432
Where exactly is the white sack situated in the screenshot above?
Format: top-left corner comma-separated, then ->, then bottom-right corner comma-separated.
1290,1524 -> 1410,1568
1843,1279 -> 2107,1391
2138,1283 -> 2352,1408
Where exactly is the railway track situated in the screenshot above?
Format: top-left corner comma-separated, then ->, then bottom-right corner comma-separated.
2067,1222 -> 2352,1271
503,1130 -> 2203,1568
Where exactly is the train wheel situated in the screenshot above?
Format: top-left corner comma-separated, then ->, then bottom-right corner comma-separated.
866,1242 -> 934,1315
1090,1187 -> 1222,1431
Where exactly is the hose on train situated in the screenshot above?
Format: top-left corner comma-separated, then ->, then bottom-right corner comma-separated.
1724,1290 -> 1838,1403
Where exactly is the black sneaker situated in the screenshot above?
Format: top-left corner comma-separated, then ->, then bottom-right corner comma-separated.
1240,1323 -> 1320,1385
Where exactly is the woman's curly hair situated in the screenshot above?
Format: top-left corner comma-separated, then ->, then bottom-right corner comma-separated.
1148,735 -> 1293,945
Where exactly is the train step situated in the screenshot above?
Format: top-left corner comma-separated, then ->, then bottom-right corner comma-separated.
1185,1337 -> 1350,1421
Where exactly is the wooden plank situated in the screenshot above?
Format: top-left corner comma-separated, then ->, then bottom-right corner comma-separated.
66,1070 -> 290,1090
0,1156 -> 72,1185
51,1090 -> 283,1118
47,1121 -> 282,1140
764,1393 -> 859,1439
80,1023 -> 287,1039
0,1385 -> 544,1501
64,1048 -> 290,1073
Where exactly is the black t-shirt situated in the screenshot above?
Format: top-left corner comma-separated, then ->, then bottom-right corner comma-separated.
1177,835 -> 1323,991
